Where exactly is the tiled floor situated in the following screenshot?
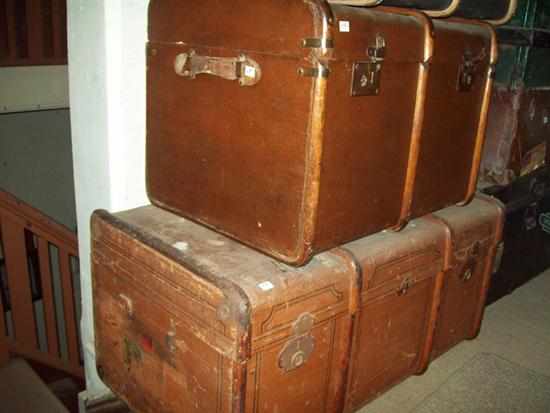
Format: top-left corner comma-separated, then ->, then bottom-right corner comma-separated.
359,269 -> 550,413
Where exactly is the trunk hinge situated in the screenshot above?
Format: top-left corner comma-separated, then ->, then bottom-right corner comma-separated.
298,62 -> 330,79
301,38 -> 335,49
299,36 -> 333,79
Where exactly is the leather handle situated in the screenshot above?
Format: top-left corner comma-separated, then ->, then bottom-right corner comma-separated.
174,50 -> 261,87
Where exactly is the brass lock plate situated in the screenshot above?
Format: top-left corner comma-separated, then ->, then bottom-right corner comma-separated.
351,61 -> 382,96
457,48 -> 486,92
278,313 -> 316,372
457,62 -> 475,92
397,277 -> 414,296
279,335 -> 315,372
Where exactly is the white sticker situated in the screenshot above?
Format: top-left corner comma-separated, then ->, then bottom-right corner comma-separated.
257,281 -> 274,291
339,20 -> 350,32
172,241 -> 189,251
244,65 -> 256,78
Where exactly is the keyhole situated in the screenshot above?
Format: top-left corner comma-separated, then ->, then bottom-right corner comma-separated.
462,268 -> 473,282
360,74 -> 369,87
291,351 -> 306,369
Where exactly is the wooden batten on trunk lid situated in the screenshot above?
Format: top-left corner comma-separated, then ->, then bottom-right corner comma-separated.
92,205 -> 361,413
146,0 -> 435,265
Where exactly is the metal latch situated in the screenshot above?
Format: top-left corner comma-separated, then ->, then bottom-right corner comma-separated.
457,48 -> 487,92
540,213 -> 550,234
397,277 -> 414,296
351,34 -> 386,96
298,63 -> 330,79
278,313 -> 316,372
460,267 -> 474,282
492,242 -> 504,274
302,38 -> 335,49
174,50 -> 261,87
458,61 -> 475,92
524,204 -> 539,231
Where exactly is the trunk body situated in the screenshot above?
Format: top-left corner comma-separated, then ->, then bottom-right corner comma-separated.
340,217 -> 448,412
146,0 -> 432,265
517,89 -> 550,165
92,206 -> 358,413
495,39 -> 550,88
430,195 -> 505,359
483,167 -> 550,304
503,0 -> 550,29
523,45 -> 550,88
327,0 -> 382,5
479,86 -> 522,187
410,19 -> 497,218
453,0 -> 518,25
480,87 -> 550,187
381,0 -> 461,17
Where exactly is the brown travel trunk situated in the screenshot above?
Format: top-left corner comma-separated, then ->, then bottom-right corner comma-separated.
453,0 -> 518,26
92,206 -> 359,413
430,195 -> 505,359
409,19 -> 498,219
517,88 -> 550,173
327,0 -> 382,5
339,216 -> 448,412
479,86 -> 523,187
381,0 -> 461,17
146,0 -> 434,265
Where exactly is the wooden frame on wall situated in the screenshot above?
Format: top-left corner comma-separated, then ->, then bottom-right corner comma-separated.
0,0 -> 67,67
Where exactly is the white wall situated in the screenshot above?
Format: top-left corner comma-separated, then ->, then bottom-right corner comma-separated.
0,109 -> 76,231
67,0 -> 149,399
0,66 -> 69,113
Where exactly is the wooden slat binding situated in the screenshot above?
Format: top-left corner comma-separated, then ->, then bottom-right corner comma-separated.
51,0 -> 66,60
4,0 -> 17,60
37,237 -> 60,358
0,0 -> 8,59
0,333 -> 8,366
25,0 -> 42,61
40,0 -> 55,58
58,248 -> 79,365
0,222 -> 7,343
0,191 -> 78,256
0,214 -> 38,352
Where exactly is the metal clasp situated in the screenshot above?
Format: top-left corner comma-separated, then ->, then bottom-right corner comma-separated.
174,50 -> 261,87
351,34 -> 386,96
298,63 -> 330,79
461,267 -> 474,282
397,277 -> 414,296
278,313 -> 316,372
457,48 -> 486,92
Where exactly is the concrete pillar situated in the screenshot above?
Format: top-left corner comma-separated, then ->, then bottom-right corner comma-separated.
67,0 -> 149,400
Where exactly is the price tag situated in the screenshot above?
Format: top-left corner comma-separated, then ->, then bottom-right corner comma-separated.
244,65 -> 256,78
339,20 -> 350,32
257,281 -> 275,291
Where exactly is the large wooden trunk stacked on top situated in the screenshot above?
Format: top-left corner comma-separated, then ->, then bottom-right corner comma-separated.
92,0 -> 513,412
146,0 -> 497,265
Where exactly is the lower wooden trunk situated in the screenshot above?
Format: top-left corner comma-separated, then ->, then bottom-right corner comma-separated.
92,206 -> 358,413
92,196 -> 503,413
430,195 -> 505,359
